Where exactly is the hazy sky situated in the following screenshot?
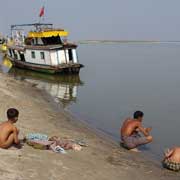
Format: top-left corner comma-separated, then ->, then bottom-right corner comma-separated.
0,0 -> 180,40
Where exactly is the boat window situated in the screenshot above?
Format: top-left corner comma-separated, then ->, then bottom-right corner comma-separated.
40,52 -> 45,60
12,49 -> 15,57
25,38 -> 32,45
68,49 -> 73,61
12,50 -> 18,59
9,49 -> 12,57
41,36 -> 62,45
31,51 -> 36,59
32,38 -> 35,45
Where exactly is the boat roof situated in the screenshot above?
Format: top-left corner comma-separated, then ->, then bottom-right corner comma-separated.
28,29 -> 69,38
11,23 -> 53,29
11,23 -> 69,37
7,43 -> 77,51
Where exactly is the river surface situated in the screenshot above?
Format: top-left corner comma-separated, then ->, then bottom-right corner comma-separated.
1,43 -> 180,159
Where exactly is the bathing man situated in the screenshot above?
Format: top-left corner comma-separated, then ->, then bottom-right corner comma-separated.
120,111 -> 153,151
163,147 -> 180,171
0,108 -> 19,149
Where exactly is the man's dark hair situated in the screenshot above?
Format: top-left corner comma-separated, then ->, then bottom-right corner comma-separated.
133,111 -> 144,119
7,108 -> 19,119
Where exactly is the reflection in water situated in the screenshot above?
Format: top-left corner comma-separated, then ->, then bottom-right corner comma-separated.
1,56 -> 84,108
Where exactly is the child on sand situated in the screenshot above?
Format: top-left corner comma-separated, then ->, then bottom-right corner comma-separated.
0,108 -> 20,149
163,147 -> 180,171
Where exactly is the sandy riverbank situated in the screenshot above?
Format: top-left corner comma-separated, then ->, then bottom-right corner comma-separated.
0,72 -> 179,180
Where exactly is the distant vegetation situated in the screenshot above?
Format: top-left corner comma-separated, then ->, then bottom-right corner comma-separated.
78,40 -> 161,44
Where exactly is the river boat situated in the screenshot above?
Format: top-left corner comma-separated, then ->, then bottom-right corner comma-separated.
6,23 -> 83,74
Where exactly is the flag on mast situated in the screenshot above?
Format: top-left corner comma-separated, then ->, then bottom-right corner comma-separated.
39,6 -> 45,17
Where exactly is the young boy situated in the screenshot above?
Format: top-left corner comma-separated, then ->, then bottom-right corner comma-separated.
0,108 -> 19,149
163,147 -> 180,171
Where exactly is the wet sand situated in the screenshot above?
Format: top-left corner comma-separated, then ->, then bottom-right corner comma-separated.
0,72 -> 179,180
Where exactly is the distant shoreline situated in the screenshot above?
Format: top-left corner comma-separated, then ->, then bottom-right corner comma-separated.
78,40 -> 180,44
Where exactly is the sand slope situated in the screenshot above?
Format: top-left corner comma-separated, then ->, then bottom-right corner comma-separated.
0,73 -> 179,180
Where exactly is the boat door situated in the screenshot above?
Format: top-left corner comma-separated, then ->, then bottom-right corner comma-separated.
19,52 -> 25,61
68,49 -> 73,63
56,51 -> 60,64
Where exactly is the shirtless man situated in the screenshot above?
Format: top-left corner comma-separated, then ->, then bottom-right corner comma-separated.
163,147 -> 180,171
120,111 -> 153,151
0,108 -> 19,149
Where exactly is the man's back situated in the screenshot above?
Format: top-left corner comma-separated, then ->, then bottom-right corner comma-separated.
0,122 -> 16,143
121,118 -> 140,137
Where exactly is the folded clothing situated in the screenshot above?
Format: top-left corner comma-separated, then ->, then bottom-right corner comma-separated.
50,144 -> 67,154
26,133 -> 49,141
49,136 -> 74,150
26,140 -> 53,150
53,140 -> 74,150
26,135 -> 84,153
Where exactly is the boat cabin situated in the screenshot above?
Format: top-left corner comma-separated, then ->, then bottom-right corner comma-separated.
6,23 -> 82,74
